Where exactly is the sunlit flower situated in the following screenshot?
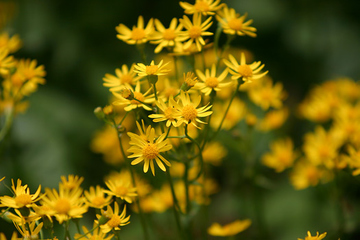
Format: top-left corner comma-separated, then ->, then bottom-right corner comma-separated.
103,64 -> 141,91
60,175 -> 84,192
127,123 -> 172,175
149,96 -> 178,127
116,16 -> 154,45
298,231 -> 327,240
104,178 -> 137,204
75,223 -> 114,240
195,63 -> 230,95
180,13 -> 213,52
134,60 -> 170,77
216,6 -> 257,37
180,0 -> 224,16
174,91 -> 213,129
223,52 -> 268,82
202,141 -> 227,166
150,18 -> 185,53
97,202 -> 130,233
207,219 -> 251,237
0,179 -> 42,209
84,186 -> 112,209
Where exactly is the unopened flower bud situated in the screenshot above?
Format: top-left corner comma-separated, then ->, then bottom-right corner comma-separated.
103,105 -> 113,115
181,72 -> 197,91
94,107 -> 105,120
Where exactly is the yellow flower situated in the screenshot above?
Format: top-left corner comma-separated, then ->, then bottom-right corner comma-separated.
180,13 -> 213,52
104,178 -> 137,204
112,81 -> 154,111
150,18 -> 185,53
84,186 -> 112,209
97,202 -> 130,233
60,175 -> 84,191
207,219 -> 252,237
224,52 -> 268,82
174,91 -> 213,129
103,64 -> 141,92
261,138 -> 297,172
41,185 -> 88,224
116,16 -> 154,45
180,0 -> 224,16
0,179 -> 42,209
210,97 -> 246,130
75,223 -> 114,240
149,96 -> 178,127
344,145 -> 360,176
0,32 -> 22,53
298,231 -> 327,240
127,123 -> 172,175
14,221 -> 43,240
0,48 -> 15,76
216,6 -> 257,37
258,108 -> 288,131
134,59 -> 170,77
195,64 -> 230,95
202,141 -> 227,166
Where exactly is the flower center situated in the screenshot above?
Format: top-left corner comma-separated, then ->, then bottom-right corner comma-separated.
131,27 -> 146,40
121,74 -> 133,84
15,194 -> 32,206
91,196 -> 106,207
131,92 -> 145,105
205,77 -> 219,88
261,89 -> 273,100
142,143 -> 159,160
107,214 -> 121,228
182,105 -> 197,122
194,1 -> 210,12
228,18 -> 243,31
145,65 -> 159,75
188,26 -> 202,39
238,65 -> 253,78
11,73 -> 24,87
115,186 -> 128,196
163,29 -> 176,40
55,198 -> 71,214
164,107 -> 175,120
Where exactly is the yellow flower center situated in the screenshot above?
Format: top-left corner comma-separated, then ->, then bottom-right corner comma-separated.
11,73 -> 24,87
15,194 -> 32,206
238,65 -> 253,78
115,186 -> 128,196
107,214 -> 121,228
163,29 -> 176,40
131,27 -> 146,40
260,89 -> 273,100
194,1 -> 210,12
164,106 -> 175,120
228,18 -> 243,31
91,196 -> 106,207
121,74 -> 133,84
55,198 -> 71,214
205,77 -> 219,88
145,65 -> 159,75
182,105 -> 197,122
131,92 -> 145,105
142,143 -> 159,160
188,26 -> 202,39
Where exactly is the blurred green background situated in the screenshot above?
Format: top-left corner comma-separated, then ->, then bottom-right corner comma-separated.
1,0 -> 360,239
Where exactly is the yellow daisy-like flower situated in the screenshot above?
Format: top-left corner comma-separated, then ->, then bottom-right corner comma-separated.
104,179 -> 137,204
180,13 -> 213,52
41,185 -> 88,224
134,59 -> 170,77
258,108 -> 288,131
75,223 -> 114,240
216,6 -> 257,37
112,81 -> 154,111
207,219 -> 252,237
195,63 -> 230,95
103,64 -> 141,92
0,32 -> 22,53
149,96 -> 178,127
116,15 -> 154,45
174,91 -> 213,129
16,59 -> 46,85
60,175 -> 84,191
14,221 -> 43,240
180,0 -> 224,16
97,202 -> 130,234
84,185 -> 112,209
0,179 -> 42,209
150,18 -> 185,53
127,123 -> 172,176
0,48 -> 15,76
298,231 -> 327,240
223,52 -> 268,83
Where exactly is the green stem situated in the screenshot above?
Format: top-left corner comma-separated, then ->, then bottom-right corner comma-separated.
64,221 -> 72,240
214,23 -> 222,65
185,125 -> 204,183
216,33 -> 235,70
165,125 -> 172,139
152,83 -> 158,101
0,106 -> 14,143
136,43 -> 147,64
200,91 -> 216,151
75,225 -> 99,239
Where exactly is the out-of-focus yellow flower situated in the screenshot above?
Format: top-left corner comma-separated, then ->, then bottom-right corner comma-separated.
104,178 -> 137,204
75,223 -> 114,240
116,16 -> 154,45
262,138 -> 297,172
207,219 -> 251,237
258,108 -> 288,131
179,13 -> 213,52
97,202 -> 130,233
0,33 -> 22,53
345,145 -> 360,176
211,97 -> 246,130
298,231 -> 327,240
0,48 -> 15,76
195,63 -> 230,95
224,52 -> 268,83
180,0 -> 224,16
14,221 -> 43,240
103,64 -> 141,92
202,141 -> 227,166
216,6 -> 257,37
60,175 -> 84,192
84,186 -> 112,209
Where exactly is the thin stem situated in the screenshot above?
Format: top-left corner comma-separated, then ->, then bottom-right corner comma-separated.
75,225 -> 99,239
185,125 -> 204,183
0,107 -> 14,143
136,43 -> 147,64
165,125 -> 172,139
133,97 -> 151,107
64,221 -> 72,240
200,91 -> 216,150
152,83 -> 158,101
119,111 -> 129,126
